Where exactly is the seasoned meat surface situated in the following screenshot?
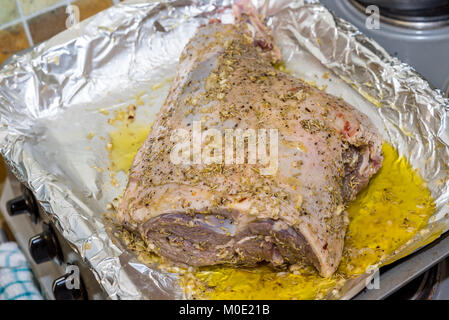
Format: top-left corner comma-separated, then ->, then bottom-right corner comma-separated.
117,16 -> 383,277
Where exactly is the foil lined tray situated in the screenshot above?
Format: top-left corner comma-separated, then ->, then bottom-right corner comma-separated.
0,0 -> 448,299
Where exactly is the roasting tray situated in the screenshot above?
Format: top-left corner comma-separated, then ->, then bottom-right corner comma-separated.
0,0 -> 448,299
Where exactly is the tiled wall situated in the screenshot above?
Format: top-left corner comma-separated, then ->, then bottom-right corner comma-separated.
0,0 -> 120,65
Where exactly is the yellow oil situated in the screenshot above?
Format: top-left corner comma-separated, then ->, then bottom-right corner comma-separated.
338,144 -> 435,275
108,122 -> 153,173
108,123 -> 435,299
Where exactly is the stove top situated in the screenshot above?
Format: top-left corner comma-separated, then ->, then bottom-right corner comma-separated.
387,260 -> 449,300
355,0 -> 449,26
321,0 -> 449,94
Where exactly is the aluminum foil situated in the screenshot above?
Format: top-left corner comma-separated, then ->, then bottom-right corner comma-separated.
0,0 -> 448,299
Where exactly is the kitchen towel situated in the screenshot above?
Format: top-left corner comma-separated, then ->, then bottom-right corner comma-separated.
0,242 -> 42,300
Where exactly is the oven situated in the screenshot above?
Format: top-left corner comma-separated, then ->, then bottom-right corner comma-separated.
0,172 -> 107,300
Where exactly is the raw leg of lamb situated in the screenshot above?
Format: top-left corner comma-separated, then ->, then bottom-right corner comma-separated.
117,6 -> 383,277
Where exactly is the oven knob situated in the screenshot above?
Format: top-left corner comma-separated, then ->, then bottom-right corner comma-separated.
28,224 -> 61,264
52,274 -> 86,300
6,187 -> 39,223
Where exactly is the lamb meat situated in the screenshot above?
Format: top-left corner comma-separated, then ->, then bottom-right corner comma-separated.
117,6 -> 383,277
